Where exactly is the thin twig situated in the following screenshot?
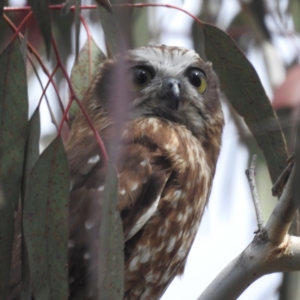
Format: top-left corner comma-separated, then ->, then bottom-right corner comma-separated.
245,155 -> 264,232
271,158 -> 294,196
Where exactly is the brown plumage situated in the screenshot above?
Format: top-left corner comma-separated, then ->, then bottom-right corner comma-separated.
66,45 -> 224,299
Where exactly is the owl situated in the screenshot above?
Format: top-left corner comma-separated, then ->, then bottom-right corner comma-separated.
66,45 -> 224,299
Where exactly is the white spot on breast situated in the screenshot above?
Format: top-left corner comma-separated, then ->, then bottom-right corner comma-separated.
145,271 -> 159,282
140,249 -> 152,263
85,220 -> 95,230
181,212 -> 188,223
148,118 -> 160,132
84,252 -> 90,260
88,155 -> 100,164
173,154 -> 180,161
173,190 -> 182,200
176,244 -> 187,260
161,270 -> 171,283
177,231 -> 183,239
130,182 -> 138,191
98,185 -> 104,191
176,213 -> 183,222
140,159 -> 147,167
141,287 -> 152,298
119,188 -> 126,195
164,219 -> 170,229
186,206 -> 194,217
186,181 -> 192,189
170,145 -> 177,152
128,256 -> 140,271
166,236 -> 176,252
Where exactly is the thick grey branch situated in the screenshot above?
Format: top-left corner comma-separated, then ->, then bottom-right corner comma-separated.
198,160 -> 299,300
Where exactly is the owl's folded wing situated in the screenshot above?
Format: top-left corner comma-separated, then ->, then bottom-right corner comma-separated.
117,143 -> 171,241
69,142 -> 171,243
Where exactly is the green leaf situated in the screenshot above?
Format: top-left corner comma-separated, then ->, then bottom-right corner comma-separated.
202,23 -> 288,184
71,37 -> 106,99
70,37 -> 106,117
23,137 -> 69,300
0,0 -> 4,16
22,108 -> 40,196
28,0 -> 52,58
97,4 -> 121,56
0,41 -> 28,300
61,0 -> 73,15
98,163 -> 124,300
21,108 -> 40,299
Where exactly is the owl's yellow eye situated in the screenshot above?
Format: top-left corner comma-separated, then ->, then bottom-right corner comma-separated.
187,68 -> 207,94
128,67 -> 153,92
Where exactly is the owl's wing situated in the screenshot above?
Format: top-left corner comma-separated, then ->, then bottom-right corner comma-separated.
69,141 -> 171,243
116,143 -> 171,241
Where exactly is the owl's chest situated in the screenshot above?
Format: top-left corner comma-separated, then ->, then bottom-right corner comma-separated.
151,149 -> 210,260
125,137 -> 212,289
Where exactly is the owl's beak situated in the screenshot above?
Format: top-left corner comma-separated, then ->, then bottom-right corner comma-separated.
163,78 -> 182,110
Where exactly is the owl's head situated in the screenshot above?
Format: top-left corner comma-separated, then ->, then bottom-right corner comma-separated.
85,45 -> 223,138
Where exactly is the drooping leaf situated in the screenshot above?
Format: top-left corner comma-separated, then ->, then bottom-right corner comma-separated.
98,163 -> 124,300
70,37 -> 106,117
21,108 -> 40,299
71,37 -> 106,100
0,0 -> 4,16
61,0 -> 73,15
97,4 -> 122,56
202,23 -> 288,184
28,0 -> 52,58
23,137 -> 69,300
20,27 -> 28,63
95,0 -> 113,13
0,41 -> 28,299
22,108 -> 40,194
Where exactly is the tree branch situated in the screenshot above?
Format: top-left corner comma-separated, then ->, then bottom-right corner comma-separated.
198,158 -> 299,300
245,155 -> 264,232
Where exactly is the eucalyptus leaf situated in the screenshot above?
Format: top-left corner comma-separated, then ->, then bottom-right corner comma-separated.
0,41 -> 28,299
98,163 -> 124,300
70,37 -> 106,117
21,108 -> 40,299
23,137 -> 69,300
28,0 -> 52,58
202,23 -> 288,184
